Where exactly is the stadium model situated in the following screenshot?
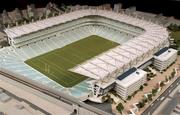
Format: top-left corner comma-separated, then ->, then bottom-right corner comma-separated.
0,8 -> 169,103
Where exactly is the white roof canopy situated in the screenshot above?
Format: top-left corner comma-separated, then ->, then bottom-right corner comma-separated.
4,9 -> 169,80
68,10 -> 168,80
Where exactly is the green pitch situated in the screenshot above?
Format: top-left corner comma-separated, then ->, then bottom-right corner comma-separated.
25,35 -> 119,87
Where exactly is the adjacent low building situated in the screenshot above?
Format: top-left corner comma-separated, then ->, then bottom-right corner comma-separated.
153,47 -> 178,71
115,68 -> 147,100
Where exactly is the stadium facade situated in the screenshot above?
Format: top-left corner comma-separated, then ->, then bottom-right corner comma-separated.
1,7 -> 171,103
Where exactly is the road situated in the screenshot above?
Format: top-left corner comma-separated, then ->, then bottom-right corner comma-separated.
0,71 -> 111,115
142,77 -> 180,115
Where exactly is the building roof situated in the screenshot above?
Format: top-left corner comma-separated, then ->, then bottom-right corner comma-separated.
154,48 -> 177,61
4,9 -> 168,40
117,67 -> 137,80
66,10 -> 168,80
116,69 -> 147,88
154,47 -> 169,56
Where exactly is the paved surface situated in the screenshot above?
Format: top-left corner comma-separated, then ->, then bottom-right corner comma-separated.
85,100 -> 114,115
0,74 -> 72,115
161,91 -> 180,115
142,77 -> 180,115
0,89 -> 48,115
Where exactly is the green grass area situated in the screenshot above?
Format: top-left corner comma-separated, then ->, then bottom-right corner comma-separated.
170,31 -> 180,55
25,35 -> 119,87
171,31 -> 180,43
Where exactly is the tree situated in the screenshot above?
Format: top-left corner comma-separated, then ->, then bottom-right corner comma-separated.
144,68 -> 151,72
127,95 -> 132,100
165,76 -> 168,82
137,101 -> 145,108
132,91 -> 138,97
102,96 -> 106,102
147,77 -> 151,81
169,76 -> 172,80
116,103 -> 124,113
106,95 -> 111,102
171,70 -> 176,78
142,98 -> 148,103
140,85 -> 144,91
147,94 -> 152,101
106,95 -> 114,104
160,81 -> 165,87
134,91 -> 138,94
168,24 -> 180,31
109,98 -> 114,104
144,83 -> 148,86
152,88 -> 158,96
149,72 -> 154,78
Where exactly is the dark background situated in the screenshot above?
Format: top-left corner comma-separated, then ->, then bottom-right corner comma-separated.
1,0 -> 180,19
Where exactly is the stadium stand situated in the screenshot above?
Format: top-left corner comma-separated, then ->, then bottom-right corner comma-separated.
1,8 -> 169,101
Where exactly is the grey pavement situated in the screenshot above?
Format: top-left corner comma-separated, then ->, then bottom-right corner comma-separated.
85,100 -> 114,115
142,77 -> 180,115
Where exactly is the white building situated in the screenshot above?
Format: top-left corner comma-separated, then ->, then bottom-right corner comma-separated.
153,47 -> 178,71
115,68 -> 147,100
113,3 -> 122,12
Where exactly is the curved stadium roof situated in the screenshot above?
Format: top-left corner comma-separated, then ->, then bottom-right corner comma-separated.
4,9 -> 169,81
